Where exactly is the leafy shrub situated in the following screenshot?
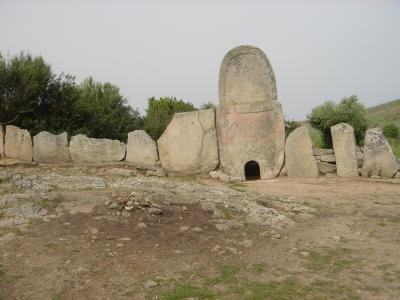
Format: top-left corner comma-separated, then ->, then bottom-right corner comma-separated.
383,123 -> 400,139
308,95 -> 367,147
143,97 -> 196,140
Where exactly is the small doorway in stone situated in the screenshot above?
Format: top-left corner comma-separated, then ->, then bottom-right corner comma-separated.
244,161 -> 261,180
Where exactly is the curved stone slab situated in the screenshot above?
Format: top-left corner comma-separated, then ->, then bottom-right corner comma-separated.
217,45 -> 285,179
126,130 -> 158,166
4,125 -> 33,161
69,134 -> 126,163
361,128 -> 400,178
157,109 -> 219,175
285,126 -> 318,178
219,45 -> 277,106
331,123 -> 359,178
33,131 -> 70,163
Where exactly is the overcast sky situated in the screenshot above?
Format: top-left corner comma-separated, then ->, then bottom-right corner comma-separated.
1,0 -> 399,119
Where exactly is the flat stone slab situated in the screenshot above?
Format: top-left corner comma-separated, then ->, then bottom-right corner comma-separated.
33,131 -> 70,163
69,134 -> 126,163
331,123 -> 359,178
126,130 -> 158,166
4,125 -> 33,161
285,126 -> 318,178
361,128 -> 400,178
158,109 -> 219,175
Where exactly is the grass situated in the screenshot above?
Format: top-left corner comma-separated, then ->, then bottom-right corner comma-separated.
366,99 -> 400,128
34,198 -> 48,209
147,262 -> 360,299
228,182 -> 246,192
388,137 -> 400,158
301,247 -> 359,275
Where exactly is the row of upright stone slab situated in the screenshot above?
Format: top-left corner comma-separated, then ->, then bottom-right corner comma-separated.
285,124 -> 400,179
0,125 -> 159,165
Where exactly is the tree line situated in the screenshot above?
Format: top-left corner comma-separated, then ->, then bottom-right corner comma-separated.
0,52 -> 214,142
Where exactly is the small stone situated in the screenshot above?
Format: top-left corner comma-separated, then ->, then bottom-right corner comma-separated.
137,223 -> 147,228
215,223 -> 230,232
121,211 -> 131,217
211,245 -> 221,252
90,228 -> 99,235
179,225 -> 190,232
125,206 -> 134,211
109,202 -> 119,209
155,243 -> 160,248
104,200 -> 111,206
148,207 -> 162,215
119,237 -> 131,241
300,251 -> 310,257
116,243 -> 124,247
144,280 -> 158,289
181,206 -> 188,211
191,227 -> 202,232
226,247 -> 238,255
370,175 -> 381,179
239,240 -> 253,248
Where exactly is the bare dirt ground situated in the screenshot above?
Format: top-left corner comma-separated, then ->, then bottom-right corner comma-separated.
1,164 -> 400,299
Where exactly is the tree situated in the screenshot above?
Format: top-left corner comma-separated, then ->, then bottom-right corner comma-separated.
308,95 -> 367,146
74,77 -> 143,141
200,101 -> 216,110
143,97 -> 196,140
0,52 -> 79,135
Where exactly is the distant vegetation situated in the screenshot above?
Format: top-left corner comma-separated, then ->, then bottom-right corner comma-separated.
366,99 -> 400,127
307,95 -> 367,147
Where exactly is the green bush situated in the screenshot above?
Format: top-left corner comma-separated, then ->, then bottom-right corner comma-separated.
143,97 -> 196,140
383,123 -> 400,139
308,95 -> 367,147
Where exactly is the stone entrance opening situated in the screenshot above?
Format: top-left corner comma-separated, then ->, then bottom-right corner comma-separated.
244,161 -> 260,180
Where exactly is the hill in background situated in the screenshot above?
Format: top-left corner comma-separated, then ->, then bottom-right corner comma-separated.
366,99 -> 400,127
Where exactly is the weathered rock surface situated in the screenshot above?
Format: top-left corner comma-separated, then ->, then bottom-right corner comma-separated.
69,134 -> 126,163
331,123 -> 359,177
285,126 -> 318,178
0,125 -> 4,158
126,130 -> 158,166
4,125 -> 33,161
361,128 -> 400,178
33,131 -> 70,162
157,109 -> 219,175
313,148 -> 334,156
320,154 -> 336,163
318,161 -> 337,174
217,45 -> 285,179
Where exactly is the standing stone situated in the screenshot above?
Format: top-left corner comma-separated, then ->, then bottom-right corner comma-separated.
217,45 -> 285,180
331,123 -> 359,177
4,125 -> 33,161
126,130 -> 158,166
157,109 -> 219,175
0,125 -> 4,158
69,134 -> 126,163
33,131 -> 70,162
361,128 -> 400,178
285,126 -> 318,178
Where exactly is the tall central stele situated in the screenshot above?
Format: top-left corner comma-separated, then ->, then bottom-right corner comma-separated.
216,45 -> 285,180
